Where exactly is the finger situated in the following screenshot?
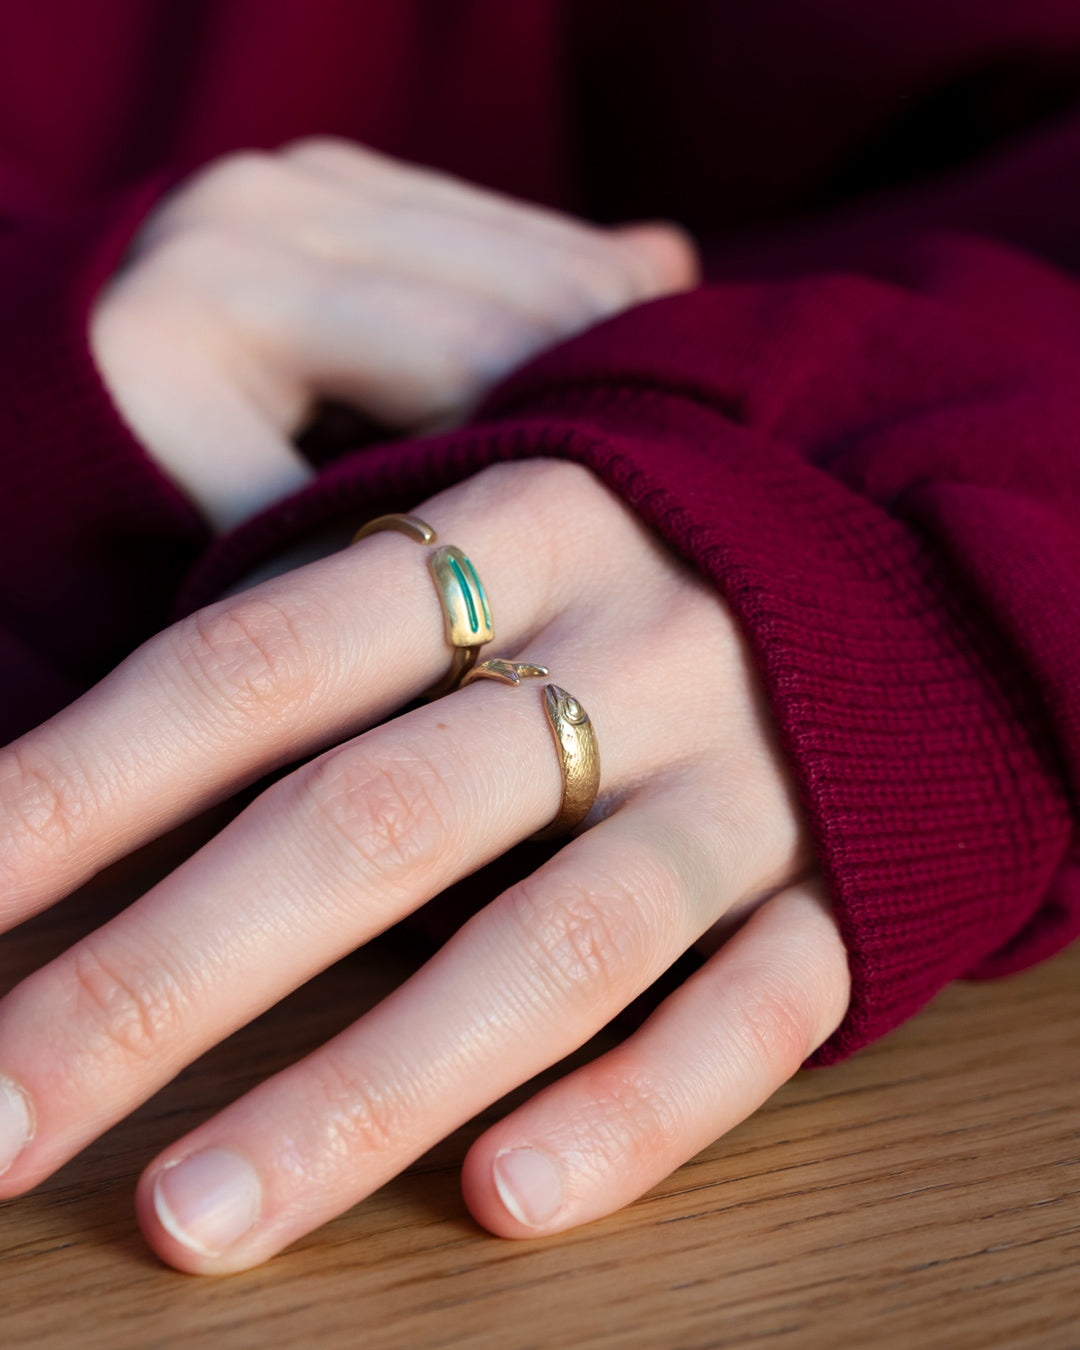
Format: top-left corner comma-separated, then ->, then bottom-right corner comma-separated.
0,546 -> 762,1193
243,256 -> 588,428
0,459 -> 598,923
130,771 -> 801,1273
102,211 -> 681,450
138,182 -> 695,430
464,876 -> 849,1237
282,137 -> 697,295
158,142 -> 589,251
611,222 -> 702,292
0,684 -> 555,1193
0,552 -> 794,1218
149,143 -> 695,326
267,211 -> 681,347
105,226 -> 566,437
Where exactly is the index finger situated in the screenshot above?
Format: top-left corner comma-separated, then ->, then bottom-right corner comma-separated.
0,461 -> 591,926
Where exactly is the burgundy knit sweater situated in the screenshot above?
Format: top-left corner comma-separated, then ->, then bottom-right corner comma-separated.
1,1 -> 1077,1065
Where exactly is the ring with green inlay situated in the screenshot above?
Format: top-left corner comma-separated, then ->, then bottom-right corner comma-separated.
351,513 -> 494,698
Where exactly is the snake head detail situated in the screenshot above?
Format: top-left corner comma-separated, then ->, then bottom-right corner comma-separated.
544,684 -> 588,726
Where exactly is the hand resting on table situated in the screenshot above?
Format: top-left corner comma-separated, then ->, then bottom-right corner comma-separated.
0,140 -> 850,1274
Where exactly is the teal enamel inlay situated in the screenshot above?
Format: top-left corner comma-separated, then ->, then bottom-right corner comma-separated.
464,556 -> 492,628
449,555 -> 480,633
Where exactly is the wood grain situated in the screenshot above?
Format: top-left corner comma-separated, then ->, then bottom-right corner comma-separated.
0,859 -> 1076,1350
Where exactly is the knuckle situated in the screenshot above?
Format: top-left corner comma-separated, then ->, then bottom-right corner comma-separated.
730,966 -> 818,1074
117,227 -> 252,326
147,222 -> 251,279
166,596 -> 316,725
143,227 -> 307,340
0,742 -> 98,869
528,457 -> 612,523
577,1061 -> 684,1165
183,149 -> 289,214
282,134 -> 366,167
507,872 -> 653,1007
305,1054 -> 421,1162
65,940 -> 187,1066
294,741 -> 456,887
471,458 -> 601,520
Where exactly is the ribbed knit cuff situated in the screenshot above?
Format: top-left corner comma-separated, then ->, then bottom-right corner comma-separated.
0,186 -> 209,707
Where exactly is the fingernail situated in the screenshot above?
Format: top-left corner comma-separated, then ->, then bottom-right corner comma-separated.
493,1147 -> 564,1227
0,1075 -> 33,1176
153,1148 -> 262,1256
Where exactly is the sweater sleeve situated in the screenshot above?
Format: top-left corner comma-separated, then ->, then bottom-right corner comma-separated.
175,227 -> 1079,1065
0,182 -> 210,743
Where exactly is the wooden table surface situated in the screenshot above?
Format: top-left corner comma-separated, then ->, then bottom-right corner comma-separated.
1,857 -> 1077,1350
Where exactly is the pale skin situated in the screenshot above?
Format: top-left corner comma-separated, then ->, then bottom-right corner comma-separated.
0,140 -> 850,1273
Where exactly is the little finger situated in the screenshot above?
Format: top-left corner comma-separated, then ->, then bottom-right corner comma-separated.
463,877 -> 850,1236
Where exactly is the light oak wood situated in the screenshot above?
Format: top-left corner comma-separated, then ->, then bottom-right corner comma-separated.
1,857 -> 1076,1349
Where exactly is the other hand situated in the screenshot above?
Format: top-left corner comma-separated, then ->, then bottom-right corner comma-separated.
90,138 -> 698,529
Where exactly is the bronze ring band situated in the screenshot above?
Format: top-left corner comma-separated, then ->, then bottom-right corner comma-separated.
461,659 -> 601,840
351,513 -> 494,698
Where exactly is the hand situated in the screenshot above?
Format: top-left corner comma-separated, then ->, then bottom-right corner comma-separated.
90,138 -> 698,529
0,458 -> 849,1273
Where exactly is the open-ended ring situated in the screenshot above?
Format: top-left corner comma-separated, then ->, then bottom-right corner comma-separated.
351,513 -> 494,698
462,658 -> 601,840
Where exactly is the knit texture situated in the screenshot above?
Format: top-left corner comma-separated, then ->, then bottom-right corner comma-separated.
0,186 -> 209,739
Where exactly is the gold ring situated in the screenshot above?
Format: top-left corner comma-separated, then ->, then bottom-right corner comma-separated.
352,513 -> 493,698
462,659 -> 601,840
